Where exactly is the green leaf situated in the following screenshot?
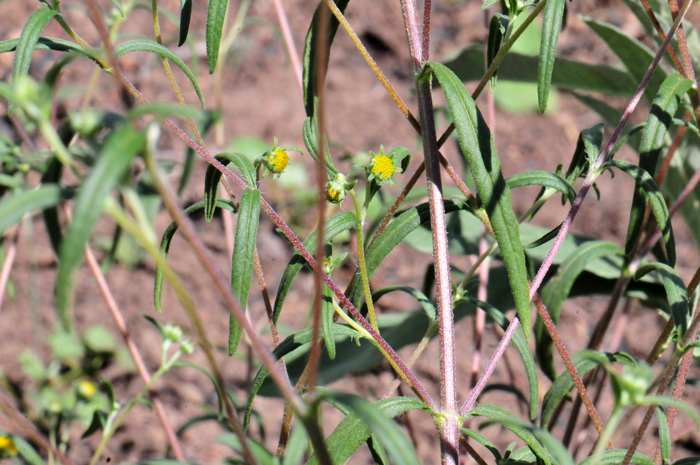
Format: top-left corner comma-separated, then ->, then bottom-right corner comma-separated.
467,404 -> 550,465
442,46 -> 637,97
204,152 -> 257,221
217,433 -> 279,465
273,211 -> 359,323
0,186 -> 62,236
11,9 -> 58,109
369,286 -> 436,323
635,263 -> 689,337
81,410 -> 108,438
178,0 -> 192,47
154,199 -> 237,313
243,324 -> 363,429
302,0 -> 351,118
206,0 -> 229,73
541,351 -> 635,427
228,188 -> 260,356
12,435 -> 45,465
582,16 -> 667,102
487,14 -> 509,91
56,126 -> 145,330
673,458 -> 700,465
321,280 -> 336,359
506,170 -> 576,203
625,74 -> 693,255
657,407 -> 671,463
535,241 -> 624,380
455,297 -> 538,421
460,428 -> 501,461
108,0 -> 124,16
282,424 -> 309,465
606,160 -> 675,267
538,0 -> 566,113
0,36 -> 96,62
115,40 -> 205,108
426,62 -> 531,339
307,393 -> 425,465
578,450 -> 655,465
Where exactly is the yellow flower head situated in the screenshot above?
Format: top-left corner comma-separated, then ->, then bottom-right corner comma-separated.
0,437 -> 17,456
370,154 -> 396,181
368,147 -> 402,186
326,173 -> 352,206
265,148 -> 289,174
78,380 -> 96,398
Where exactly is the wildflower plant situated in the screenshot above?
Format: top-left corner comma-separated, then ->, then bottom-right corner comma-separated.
0,0 -> 699,464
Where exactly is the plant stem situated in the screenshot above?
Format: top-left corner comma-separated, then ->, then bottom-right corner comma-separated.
351,191 -> 378,329
0,220 -> 22,312
271,0 -> 303,89
398,0 -> 458,457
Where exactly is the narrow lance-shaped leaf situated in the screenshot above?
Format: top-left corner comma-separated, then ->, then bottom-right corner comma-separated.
578,449 -> 656,465
487,14 -> 509,91
441,46 -> 637,97
229,188 -> 260,356
535,241 -> 624,380
625,74 -> 693,256
115,40 -> 205,108
107,0 -> 124,16
538,0 -> 566,113
321,278 -> 336,360
179,0 -> 193,47
206,0 -> 229,73
0,186 -> 62,237
467,404 -> 550,465
582,16 -> 667,102
11,7 -> 58,115
657,407 -> 671,464
635,263 -> 689,337
606,160 -> 675,266
56,126 -> 145,331
41,158 -> 63,255
302,0 -> 351,118
541,350 -> 635,427
154,199 -> 237,313
506,170 -> 576,203
204,152 -> 257,222
307,392 -> 425,465
425,62 -> 531,339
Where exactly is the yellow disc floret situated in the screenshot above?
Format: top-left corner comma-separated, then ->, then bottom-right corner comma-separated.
265,148 -> 289,174
78,380 -> 96,398
0,437 -> 17,456
370,154 -> 396,182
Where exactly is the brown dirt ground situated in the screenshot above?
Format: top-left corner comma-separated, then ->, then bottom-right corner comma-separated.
1,0 -> 700,464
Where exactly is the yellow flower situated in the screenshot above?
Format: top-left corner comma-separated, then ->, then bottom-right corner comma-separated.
0,436 -> 18,456
370,154 -> 397,182
265,148 -> 290,174
78,380 -> 96,398
326,173 -> 352,206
